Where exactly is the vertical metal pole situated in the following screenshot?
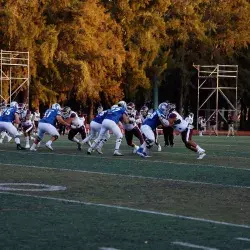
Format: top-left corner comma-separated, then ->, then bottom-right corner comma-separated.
197,65 -> 200,131
27,51 -> 30,107
216,64 -> 219,132
9,65 -> 11,104
0,50 -> 2,103
235,65 -> 238,131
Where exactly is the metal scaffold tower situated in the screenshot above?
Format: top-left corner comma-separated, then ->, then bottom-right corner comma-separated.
0,50 -> 30,105
193,64 -> 238,131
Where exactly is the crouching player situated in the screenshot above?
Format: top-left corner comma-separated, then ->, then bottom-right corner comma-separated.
30,103 -> 70,151
62,106 -> 87,150
0,101 -> 25,150
137,102 -> 170,157
168,110 -> 206,159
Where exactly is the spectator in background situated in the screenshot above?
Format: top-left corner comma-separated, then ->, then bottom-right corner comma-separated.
209,116 -> 218,136
198,116 -> 206,136
227,115 -> 235,137
33,108 -> 40,135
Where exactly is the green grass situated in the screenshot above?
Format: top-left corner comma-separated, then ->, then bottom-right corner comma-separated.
0,135 -> 250,249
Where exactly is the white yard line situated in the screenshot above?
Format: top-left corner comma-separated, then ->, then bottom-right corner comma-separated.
0,149 -> 249,171
1,191 -> 250,229
1,163 -> 249,189
235,237 -> 250,242
172,241 -> 218,250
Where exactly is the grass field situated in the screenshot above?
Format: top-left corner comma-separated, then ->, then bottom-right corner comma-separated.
0,134 -> 250,250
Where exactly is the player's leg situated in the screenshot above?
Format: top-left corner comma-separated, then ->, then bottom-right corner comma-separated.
82,121 -> 100,146
137,125 -> 155,157
30,122 -> 46,151
3,122 -> 25,150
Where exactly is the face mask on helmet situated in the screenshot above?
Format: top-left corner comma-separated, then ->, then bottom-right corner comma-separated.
97,106 -> 103,114
189,113 -> 194,118
140,106 -> 149,116
127,102 -> 135,114
18,103 -> 26,112
52,103 -> 61,110
62,106 -> 71,118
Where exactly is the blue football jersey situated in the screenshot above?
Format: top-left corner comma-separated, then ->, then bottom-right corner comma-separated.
40,108 -> 61,125
143,110 -> 161,130
105,107 -> 126,124
0,107 -> 18,122
93,111 -> 107,124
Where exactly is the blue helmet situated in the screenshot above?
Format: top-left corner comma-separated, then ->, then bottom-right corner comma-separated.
51,103 -> 61,110
158,102 -> 169,116
10,101 -> 18,108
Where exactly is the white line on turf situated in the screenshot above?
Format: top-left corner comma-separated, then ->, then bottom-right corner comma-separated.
99,248 -> 120,250
0,149 -> 249,171
172,241 -> 218,250
235,237 -> 250,242
1,163 -> 249,189
0,191 -> 250,229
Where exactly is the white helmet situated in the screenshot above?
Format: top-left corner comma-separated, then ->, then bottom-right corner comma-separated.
117,100 -> 127,109
97,105 -> 103,114
51,103 -> 61,110
10,101 -> 18,108
111,104 -> 119,110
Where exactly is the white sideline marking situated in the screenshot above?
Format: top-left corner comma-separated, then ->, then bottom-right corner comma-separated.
236,237 -> 250,242
0,149 -> 249,171
1,163 -> 250,189
1,191 -> 250,229
172,241 -> 218,250
99,248 -> 119,250
0,183 -> 66,191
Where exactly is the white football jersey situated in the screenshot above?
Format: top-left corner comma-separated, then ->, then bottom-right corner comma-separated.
171,111 -> 188,132
185,115 -> 194,129
123,110 -> 137,131
70,111 -> 84,127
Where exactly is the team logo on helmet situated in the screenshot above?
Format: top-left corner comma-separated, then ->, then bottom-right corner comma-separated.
51,103 -> 61,110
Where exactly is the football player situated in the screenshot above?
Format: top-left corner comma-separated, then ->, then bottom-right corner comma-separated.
0,101 -> 25,150
30,103 -> 70,151
123,102 -> 144,153
62,106 -> 87,150
137,102 -> 170,157
88,101 -> 129,156
168,109 -> 206,159
19,103 -> 34,149
81,108 -> 109,153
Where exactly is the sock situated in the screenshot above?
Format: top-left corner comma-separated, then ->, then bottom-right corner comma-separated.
72,137 -> 79,143
46,140 -> 52,146
15,137 -> 20,144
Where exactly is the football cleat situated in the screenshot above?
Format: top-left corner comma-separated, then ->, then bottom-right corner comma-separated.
113,151 -> 124,156
25,144 -> 30,149
133,145 -> 139,154
30,147 -> 37,152
77,143 -> 82,151
17,144 -> 26,150
7,136 -> 12,142
157,144 -> 162,152
96,148 -> 103,154
87,148 -> 92,155
197,152 -> 206,160
45,143 -> 53,151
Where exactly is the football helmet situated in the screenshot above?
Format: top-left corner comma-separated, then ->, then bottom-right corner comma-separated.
117,100 -> 127,109
51,103 -> 61,110
189,112 -> 194,118
97,105 -> 103,114
127,102 -> 135,114
140,105 -> 149,117
111,104 -> 119,110
62,106 -> 71,118
158,102 -> 169,116
10,101 -> 18,108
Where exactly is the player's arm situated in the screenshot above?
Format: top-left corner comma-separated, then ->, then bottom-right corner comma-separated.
156,110 -> 170,127
122,113 -> 130,124
14,113 -> 21,124
56,115 -> 70,126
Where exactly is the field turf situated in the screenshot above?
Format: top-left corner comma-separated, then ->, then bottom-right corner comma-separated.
0,134 -> 249,250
